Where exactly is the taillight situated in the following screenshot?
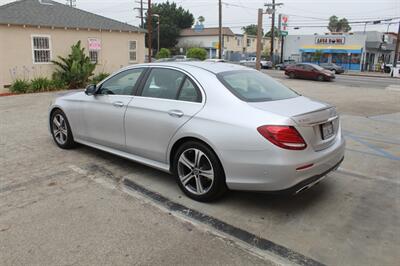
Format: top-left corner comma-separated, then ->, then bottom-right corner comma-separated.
257,125 -> 307,150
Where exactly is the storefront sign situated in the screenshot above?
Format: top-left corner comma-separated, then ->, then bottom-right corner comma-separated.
88,38 -> 101,50
315,36 -> 345,45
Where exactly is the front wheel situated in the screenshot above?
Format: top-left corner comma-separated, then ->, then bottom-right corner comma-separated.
317,75 -> 325,81
173,141 -> 227,202
50,109 -> 77,149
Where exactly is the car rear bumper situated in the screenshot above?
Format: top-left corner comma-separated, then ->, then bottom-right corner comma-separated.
223,134 -> 346,192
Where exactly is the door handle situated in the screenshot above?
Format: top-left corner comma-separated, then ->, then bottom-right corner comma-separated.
168,110 -> 184,118
112,101 -> 124,108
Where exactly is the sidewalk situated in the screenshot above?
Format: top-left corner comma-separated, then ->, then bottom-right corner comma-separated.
342,71 -> 396,79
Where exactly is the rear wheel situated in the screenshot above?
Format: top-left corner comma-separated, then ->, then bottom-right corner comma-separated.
289,72 -> 295,79
173,141 -> 227,202
331,69 -> 337,74
50,109 -> 76,149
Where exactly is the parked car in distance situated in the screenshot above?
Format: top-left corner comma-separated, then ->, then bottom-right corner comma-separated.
205,59 -> 227,63
240,57 -> 272,69
276,60 -> 295,70
285,63 -> 335,81
49,62 -> 344,202
320,63 -> 344,74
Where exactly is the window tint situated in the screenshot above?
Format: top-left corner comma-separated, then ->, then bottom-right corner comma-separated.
99,68 -> 143,95
178,78 -> 201,102
141,68 -> 185,100
218,70 -> 299,102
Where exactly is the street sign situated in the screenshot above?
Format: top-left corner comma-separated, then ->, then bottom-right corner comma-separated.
279,14 -> 288,36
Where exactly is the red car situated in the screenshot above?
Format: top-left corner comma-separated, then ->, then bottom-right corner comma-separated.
285,63 -> 335,81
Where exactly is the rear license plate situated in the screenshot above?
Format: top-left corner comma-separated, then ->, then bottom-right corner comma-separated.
321,122 -> 334,140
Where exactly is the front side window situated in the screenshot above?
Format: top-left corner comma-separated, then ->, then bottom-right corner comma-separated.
98,68 -> 144,95
32,36 -> 51,63
218,70 -> 299,102
141,68 -> 185,100
129,41 -> 137,62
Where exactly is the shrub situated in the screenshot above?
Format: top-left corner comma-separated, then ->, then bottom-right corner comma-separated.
52,40 -> 96,89
50,77 -> 67,91
91,72 -> 110,85
9,79 -> 30,94
186,48 -> 207,61
156,48 -> 171,59
30,77 -> 52,92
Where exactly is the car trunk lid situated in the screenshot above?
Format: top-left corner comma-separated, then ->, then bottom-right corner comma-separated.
249,96 -> 339,151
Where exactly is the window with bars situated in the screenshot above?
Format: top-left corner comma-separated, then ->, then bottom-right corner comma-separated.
129,41 -> 137,62
32,36 -> 51,63
89,50 -> 98,64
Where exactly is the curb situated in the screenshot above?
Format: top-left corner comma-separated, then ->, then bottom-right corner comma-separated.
342,73 -> 398,79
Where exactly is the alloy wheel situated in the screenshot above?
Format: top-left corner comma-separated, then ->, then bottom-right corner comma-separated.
52,114 -> 68,145
177,148 -> 214,195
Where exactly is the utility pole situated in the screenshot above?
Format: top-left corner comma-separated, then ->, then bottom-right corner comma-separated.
66,0 -> 76,7
256,9 -> 263,71
218,0 -> 222,59
147,0 -> 152,62
265,1 -> 283,66
270,0 -> 275,64
394,22 -> 400,68
134,1 -> 146,29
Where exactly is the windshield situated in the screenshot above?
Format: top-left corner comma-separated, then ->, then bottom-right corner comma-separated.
312,64 -> 325,71
218,70 -> 299,102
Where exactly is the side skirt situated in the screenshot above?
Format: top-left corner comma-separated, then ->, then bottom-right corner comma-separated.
74,138 -> 171,173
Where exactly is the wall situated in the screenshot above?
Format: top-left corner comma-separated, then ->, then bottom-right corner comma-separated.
283,34 -> 367,62
0,25 -> 145,91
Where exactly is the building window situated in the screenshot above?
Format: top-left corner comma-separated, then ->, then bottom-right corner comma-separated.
237,38 -> 241,46
32,36 -> 51,63
89,50 -> 98,64
129,41 -> 137,62
247,38 -> 251,47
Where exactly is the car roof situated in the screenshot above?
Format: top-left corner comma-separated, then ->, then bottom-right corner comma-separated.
124,61 -> 250,74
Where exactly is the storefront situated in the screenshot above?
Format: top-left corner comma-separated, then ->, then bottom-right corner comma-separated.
300,44 -> 363,70
283,34 -> 367,71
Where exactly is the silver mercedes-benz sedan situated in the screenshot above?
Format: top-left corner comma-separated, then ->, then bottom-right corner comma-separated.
49,62 -> 345,201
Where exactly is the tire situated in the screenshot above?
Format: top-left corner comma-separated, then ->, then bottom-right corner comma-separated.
289,72 -> 295,79
331,69 -> 336,74
173,141 -> 227,202
50,109 -> 77,149
317,75 -> 325,81
277,66 -> 281,70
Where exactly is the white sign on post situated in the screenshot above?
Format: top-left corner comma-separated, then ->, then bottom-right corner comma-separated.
88,38 -> 101,50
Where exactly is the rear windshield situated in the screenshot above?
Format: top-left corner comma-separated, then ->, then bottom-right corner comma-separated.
218,70 -> 299,102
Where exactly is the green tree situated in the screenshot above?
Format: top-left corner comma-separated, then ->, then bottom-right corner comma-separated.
156,48 -> 171,59
52,41 -> 96,89
186,48 -> 207,61
328,15 -> 351,32
241,24 -> 261,36
145,1 -> 194,49
265,26 -> 280,37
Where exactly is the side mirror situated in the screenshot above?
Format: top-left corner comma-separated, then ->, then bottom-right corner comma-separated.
85,84 -> 97,95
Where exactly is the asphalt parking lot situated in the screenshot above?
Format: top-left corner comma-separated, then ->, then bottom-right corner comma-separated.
1,74 -> 399,265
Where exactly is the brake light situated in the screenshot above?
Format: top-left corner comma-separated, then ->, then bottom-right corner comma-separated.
257,125 -> 307,150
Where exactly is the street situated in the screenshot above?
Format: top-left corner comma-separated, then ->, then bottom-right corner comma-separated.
1,75 -> 399,266
265,69 -> 400,90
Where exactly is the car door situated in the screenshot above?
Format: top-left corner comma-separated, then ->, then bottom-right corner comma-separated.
81,68 -> 145,150
303,64 -> 317,79
125,67 -> 204,163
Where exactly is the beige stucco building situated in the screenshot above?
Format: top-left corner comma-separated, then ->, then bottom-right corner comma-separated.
177,27 -> 278,59
0,0 -> 146,92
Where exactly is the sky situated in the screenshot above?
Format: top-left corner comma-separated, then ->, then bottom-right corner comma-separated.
1,0 -> 399,35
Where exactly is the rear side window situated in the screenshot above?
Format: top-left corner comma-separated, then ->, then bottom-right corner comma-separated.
141,68 -> 185,100
140,68 -> 201,102
218,70 -> 299,102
